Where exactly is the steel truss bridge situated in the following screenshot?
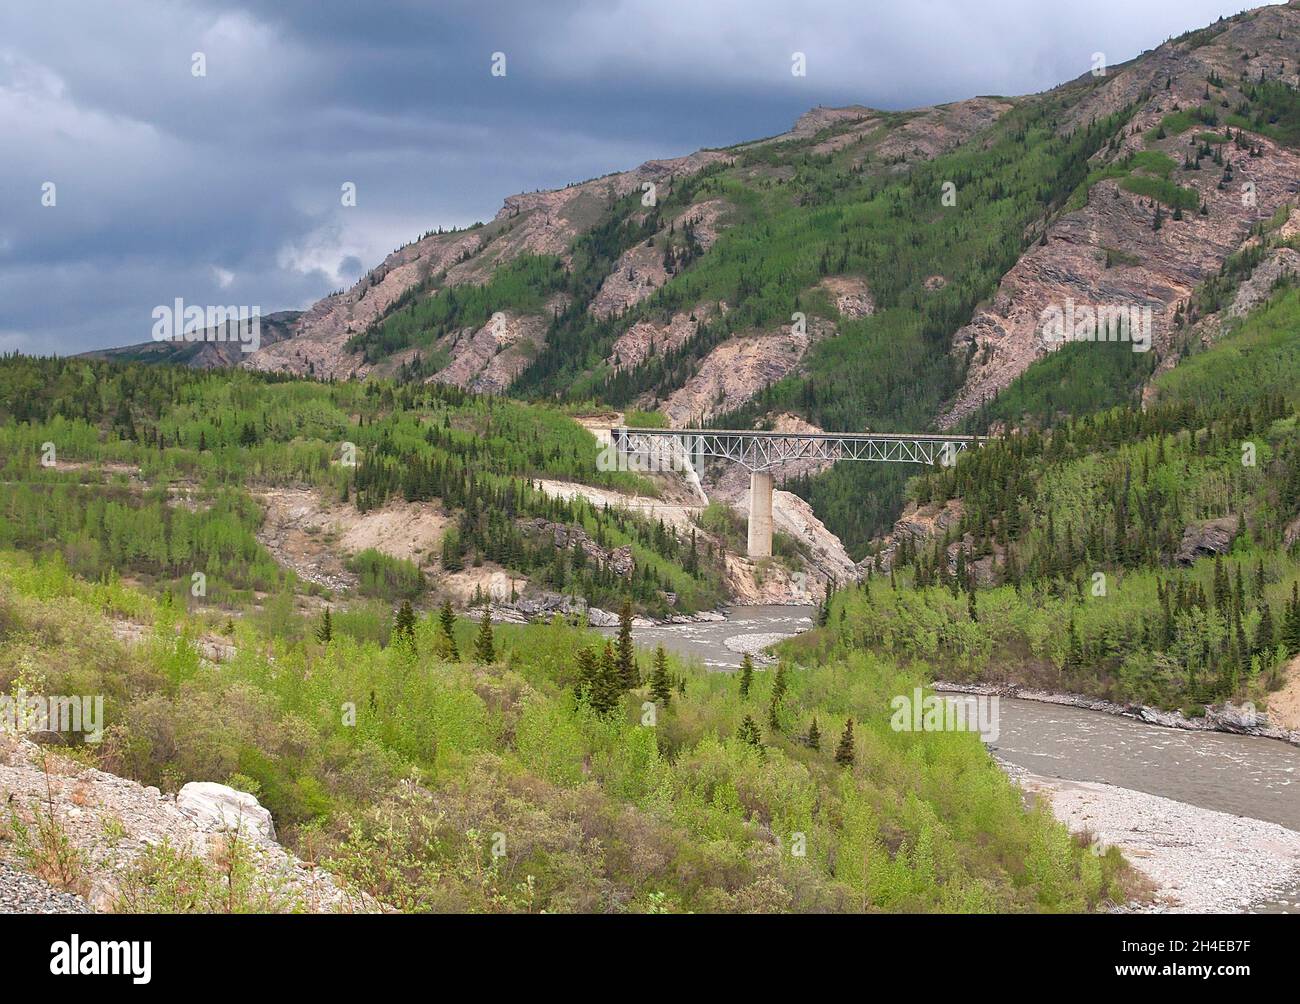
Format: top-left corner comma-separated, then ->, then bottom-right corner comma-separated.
608,426 -> 984,558
610,427 -> 982,472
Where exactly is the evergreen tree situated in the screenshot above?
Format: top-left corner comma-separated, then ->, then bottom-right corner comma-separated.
650,645 -> 672,706
315,607 -> 332,644
1254,603 -> 1275,658
438,600 -> 459,660
575,646 -> 599,705
474,605 -> 496,662
1285,584 -> 1300,657
806,717 -> 821,751
738,654 -> 754,698
616,599 -> 638,688
737,714 -> 763,750
834,718 -> 856,767
771,663 -> 789,704
592,642 -> 623,716
767,693 -> 782,733
394,600 -> 416,643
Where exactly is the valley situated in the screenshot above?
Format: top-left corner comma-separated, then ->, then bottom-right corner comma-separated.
6,0 -> 1300,921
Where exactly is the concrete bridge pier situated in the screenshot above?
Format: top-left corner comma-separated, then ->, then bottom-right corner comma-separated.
746,470 -> 774,559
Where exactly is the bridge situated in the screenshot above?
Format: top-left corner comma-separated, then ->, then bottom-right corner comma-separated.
609,427 -> 984,559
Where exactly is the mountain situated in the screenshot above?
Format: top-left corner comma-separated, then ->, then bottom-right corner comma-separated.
106,3 -> 1300,557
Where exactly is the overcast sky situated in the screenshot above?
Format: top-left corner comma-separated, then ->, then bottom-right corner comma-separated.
0,0 -> 1259,355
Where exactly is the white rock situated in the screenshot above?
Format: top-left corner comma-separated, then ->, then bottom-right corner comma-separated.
176,782 -> 276,841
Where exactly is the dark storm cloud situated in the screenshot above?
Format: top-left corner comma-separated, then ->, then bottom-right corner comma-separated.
0,0 -> 1255,354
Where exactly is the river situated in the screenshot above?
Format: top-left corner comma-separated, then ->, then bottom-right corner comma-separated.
617,604 -> 1300,913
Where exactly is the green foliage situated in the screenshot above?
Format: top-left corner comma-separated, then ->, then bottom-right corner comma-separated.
348,550 -> 425,602
0,550 -> 1129,913
474,606 -> 496,663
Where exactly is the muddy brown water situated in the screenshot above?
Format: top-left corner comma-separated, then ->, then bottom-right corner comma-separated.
619,605 -> 1300,912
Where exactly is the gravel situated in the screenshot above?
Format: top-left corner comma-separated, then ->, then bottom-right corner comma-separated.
1006,762 -> 1300,913
0,860 -> 89,914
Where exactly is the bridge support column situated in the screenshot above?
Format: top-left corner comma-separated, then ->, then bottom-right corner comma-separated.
746,470 -> 773,559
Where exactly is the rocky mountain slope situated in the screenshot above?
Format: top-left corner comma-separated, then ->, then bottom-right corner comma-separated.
942,2 -> 1300,426
94,2 -> 1300,563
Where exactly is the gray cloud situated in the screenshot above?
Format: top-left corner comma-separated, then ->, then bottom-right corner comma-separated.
0,0 -> 1256,354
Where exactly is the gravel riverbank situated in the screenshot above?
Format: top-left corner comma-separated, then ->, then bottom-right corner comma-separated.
1005,762 -> 1300,913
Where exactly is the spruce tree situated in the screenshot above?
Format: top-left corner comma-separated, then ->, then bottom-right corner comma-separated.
1285,584 -> 1300,657
834,718 -> 856,768
474,605 -> 495,662
394,600 -> 416,643
738,654 -> 754,697
315,607 -> 333,644
806,717 -> 821,751
737,714 -> 763,750
1255,603 -> 1276,658
616,599 -> 638,688
592,643 -> 622,716
575,646 -> 599,705
767,693 -> 782,733
772,663 -> 788,704
650,645 -> 672,706
438,600 -> 459,660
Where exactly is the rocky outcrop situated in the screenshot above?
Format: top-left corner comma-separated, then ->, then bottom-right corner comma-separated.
607,308 -> 709,372
752,97 -> 1011,167
176,782 -> 277,841
652,318 -> 832,425
1226,245 -> 1300,318
941,4 -> 1300,427
243,151 -> 732,380
860,499 -> 965,574
0,736 -> 370,912
590,201 -> 729,320
1174,515 -> 1239,564
517,518 -> 635,577
818,275 -> 874,318
430,308 -> 554,393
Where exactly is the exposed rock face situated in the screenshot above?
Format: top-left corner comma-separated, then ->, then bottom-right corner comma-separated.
753,97 -> 1011,166
1175,515 -> 1240,564
430,308 -> 553,393
242,151 -> 731,380
517,518 -> 635,577
818,275 -> 875,318
254,486 -> 449,593
652,318 -> 832,425
859,499 -> 965,574
607,307 -> 710,372
0,736 -> 368,912
723,510 -> 854,606
873,97 -> 1013,164
941,5 -> 1300,427
177,781 -> 277,841
591,241 -> 670,320
1226,246 -> 1300,318
590,201 -> 729,320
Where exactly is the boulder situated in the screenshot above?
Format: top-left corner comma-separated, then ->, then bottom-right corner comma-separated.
176,782 -> 276,841
1175,516 -> 1239,565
